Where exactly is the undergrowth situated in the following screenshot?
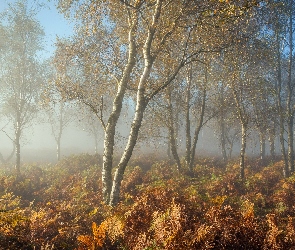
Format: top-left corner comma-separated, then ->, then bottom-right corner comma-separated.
0,154 -> 294,249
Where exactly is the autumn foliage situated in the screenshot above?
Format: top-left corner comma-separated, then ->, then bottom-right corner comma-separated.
1,154 -> 295,249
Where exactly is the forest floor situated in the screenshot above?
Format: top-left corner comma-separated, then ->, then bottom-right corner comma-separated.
0,154 -> 295,249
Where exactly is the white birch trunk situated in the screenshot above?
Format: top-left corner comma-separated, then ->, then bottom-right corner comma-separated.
102,14 -> 137,203
108,1 -> 163,206
287,0 -> 294,173
167,87 -> 181,171
240,121 -> 247,179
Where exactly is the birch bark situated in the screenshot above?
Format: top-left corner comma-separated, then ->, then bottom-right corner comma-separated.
109,1 -> 162,206
102,13 -> 137,203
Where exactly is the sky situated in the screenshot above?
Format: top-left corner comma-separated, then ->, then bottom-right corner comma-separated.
0,0 -> 74,59
0,0 -> 98,162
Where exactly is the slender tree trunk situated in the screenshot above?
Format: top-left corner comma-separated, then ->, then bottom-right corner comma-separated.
225,135 -> 234,160
15,121 -> 21,177
189,101 -> 206,171
279,116 -> 288,176
57,136 -> 61,161
15,140 -> 20,175
220,119 -> 228,163
287,116 -> 294,173
102,16 -> 137,204
185,65 -> 192,166
109,82 -> 148,206
188,66 -> 207,171
231,77 -> 248,179
274,15 -> 288,177
168,126 -> 181,171
240,121 -> 247,179
268,122 -> 276,161
94,132 -> 98,155
57,104 -> 63,162
167,137 -> 171,159
287,0 -> 294,173
219,85 -> 227,163
228,140 -> 233,159
269,139 -> 275,160
259,132 -> 266,161
167,87 -> 181,171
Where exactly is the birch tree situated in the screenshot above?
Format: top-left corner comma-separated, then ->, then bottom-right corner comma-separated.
56,0 -> 260,205
43,99 -> 73,161
76,105 -> 104,155
0,0 -> 44,175
211,80 -> 237,163
184,62 -> 212,172
217,4 -> 269,178
284,0 -> 295,174
265,0 -> 294,176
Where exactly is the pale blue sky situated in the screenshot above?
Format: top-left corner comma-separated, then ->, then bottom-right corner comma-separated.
0,0 -> 74,59
0,0 -> 92,158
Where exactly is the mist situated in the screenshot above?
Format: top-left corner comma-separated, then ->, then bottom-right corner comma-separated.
2,1 -> 295,249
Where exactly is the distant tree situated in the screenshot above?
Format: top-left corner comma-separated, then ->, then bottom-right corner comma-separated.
139,95 -> 174,159
76,105 -> 103,155
221,37 -> 268,179
0,0 -> 44,175
41,60 -> 74,162
162,60 -> 214,172
44,99 -> 73,162
251,77 -> 276,161
210,79 -> 237,163
165,85 -> 182,171
184,61 -> 213,172
223,55 -> 250,179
